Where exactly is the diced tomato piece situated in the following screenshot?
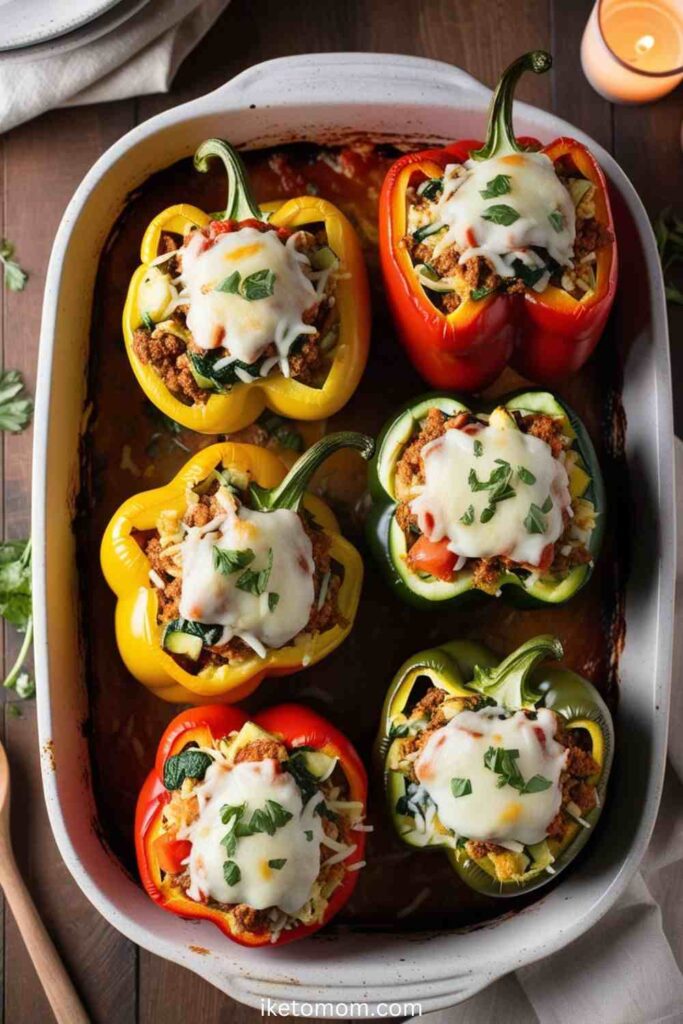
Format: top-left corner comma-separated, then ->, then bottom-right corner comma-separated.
407,536 -> 457,581
537,543 -> 555,572
153,833 -> 192,876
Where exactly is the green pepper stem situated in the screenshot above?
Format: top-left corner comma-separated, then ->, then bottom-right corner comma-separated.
470,51 -> 553,161
193,138 -> 263,222
470,634 -> 563,709
250,432 -> 375,513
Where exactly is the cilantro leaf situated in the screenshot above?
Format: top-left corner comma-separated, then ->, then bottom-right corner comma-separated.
223,860 -> 241,886
460,504 -> 475,525
450,777 -> 472,798
548,211 -> 564,232
0,238 -> 28,292
524,503 -> 548,535
481,204 -> 519,226
521,774 -> 552,795
479,175 -> 511,199
215,271 -> 242,294
241,269 -> 276,301
473,440 -> 483,457
268,858 -> 287,870
268,592 -> 280,612
212,546 -> 255,575
236,548 -> 273,596
0,370 -> 33,433
517,466 -> 536,485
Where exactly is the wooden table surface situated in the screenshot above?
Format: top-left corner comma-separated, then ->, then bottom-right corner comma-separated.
1,1 -> 681,1021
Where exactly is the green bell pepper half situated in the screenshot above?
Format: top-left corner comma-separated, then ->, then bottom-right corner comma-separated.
366,389 -> 605,609
376,634 -> 614,897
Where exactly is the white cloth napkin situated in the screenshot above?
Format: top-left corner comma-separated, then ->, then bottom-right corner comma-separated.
0,0 -> 230,135
417,438 -> 683,1024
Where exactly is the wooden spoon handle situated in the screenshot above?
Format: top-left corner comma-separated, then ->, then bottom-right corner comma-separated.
0,850 -> 89,1023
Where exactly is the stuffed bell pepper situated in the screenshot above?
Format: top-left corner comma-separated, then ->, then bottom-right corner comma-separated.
125,138 -> 370,432
377,634 -> 612,895
137,704 -> 368,946
379,51 -> 617,389
367,389 -> 604,607
101,432 -> 373,703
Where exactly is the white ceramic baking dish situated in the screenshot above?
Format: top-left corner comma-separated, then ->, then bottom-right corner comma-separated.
32,53 -> 674,1016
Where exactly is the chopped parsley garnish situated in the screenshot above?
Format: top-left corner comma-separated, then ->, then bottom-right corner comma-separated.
268,858 -> 287,870
304,830 -> 314,841
521,775 -> 553,795
215,268 -> 277,301
460,504 -> 475,525
215,270 -> 242,294
268,592 -> 280,612
548,211 -> 564,233
212,546 -> 255,575
236,548 -> 273,596
524,502 -> 548,535
481,204 -> 519,226
480,505 -> 496,524
242,268 -> 277,300
479,174 -> 511,199
541,495 -> 553,513
223,860 -> 241,886
484,746 -> 525,790
484,745 -> 552,795
473,439 -> 483,457
450,777 -> 472,798
517,466 -> 536,485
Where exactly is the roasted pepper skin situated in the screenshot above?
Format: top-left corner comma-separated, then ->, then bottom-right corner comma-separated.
376,635 -> 613,897
367,389 -> 605,609
101,439 -> 368,704
124,141 -> 370,433
136,704 -> 367,947
379,52 -> 617,391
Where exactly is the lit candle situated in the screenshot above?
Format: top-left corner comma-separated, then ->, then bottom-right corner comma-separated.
581,0 -> 683,103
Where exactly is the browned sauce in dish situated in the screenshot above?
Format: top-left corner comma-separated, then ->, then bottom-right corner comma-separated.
78,142 -> 626,931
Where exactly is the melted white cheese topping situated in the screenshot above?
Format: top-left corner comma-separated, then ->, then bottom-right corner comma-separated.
179,503 -> 315,656
181,759 -> 324,913
181,227 -> 318,369
415,706 -> 567,845
435,152 -> 575,287
410,420 -> 570,567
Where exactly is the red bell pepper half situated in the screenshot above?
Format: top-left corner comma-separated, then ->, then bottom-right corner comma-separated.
379,50 -> 618,390
135,704 -> 367,947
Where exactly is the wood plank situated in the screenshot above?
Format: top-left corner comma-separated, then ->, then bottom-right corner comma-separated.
550,0 -> 613,150
2,102 -> 138,1024
612,91 -> 683,433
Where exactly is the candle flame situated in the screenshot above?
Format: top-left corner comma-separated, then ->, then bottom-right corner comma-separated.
635,34 -> 655,56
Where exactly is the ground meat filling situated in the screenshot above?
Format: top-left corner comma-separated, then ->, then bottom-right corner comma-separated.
142,478 -> 344,671
161,736 -> 356,938
133,223 -> 337,405
394,407 -> 592,593
403,161 -> 613,314
395,686 -> 599,869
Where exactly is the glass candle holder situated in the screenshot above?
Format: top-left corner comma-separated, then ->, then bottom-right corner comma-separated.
581,0 -> 683,103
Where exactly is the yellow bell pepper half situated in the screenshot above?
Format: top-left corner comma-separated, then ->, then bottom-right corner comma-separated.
123,139 -> 370,434
101,433 -> 373,704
